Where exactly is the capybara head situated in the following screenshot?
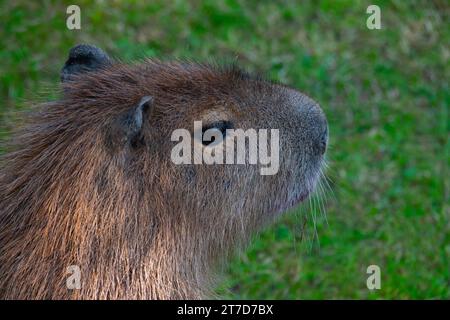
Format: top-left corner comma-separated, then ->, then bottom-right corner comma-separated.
0,44 -> 328,299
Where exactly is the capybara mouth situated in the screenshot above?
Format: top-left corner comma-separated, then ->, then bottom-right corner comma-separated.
275,161 -> 325,215
273,191 -> 310,216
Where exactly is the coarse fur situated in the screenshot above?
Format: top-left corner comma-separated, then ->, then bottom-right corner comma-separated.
0,45 -> 327,299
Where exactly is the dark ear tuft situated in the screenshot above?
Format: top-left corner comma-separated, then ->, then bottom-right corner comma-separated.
61,44 -> 111,82
107,96 -> 154,151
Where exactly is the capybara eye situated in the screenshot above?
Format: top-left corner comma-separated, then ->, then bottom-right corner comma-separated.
202,120 -> 233,146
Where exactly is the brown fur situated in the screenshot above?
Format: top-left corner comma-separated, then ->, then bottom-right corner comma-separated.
0,59 -> 327,299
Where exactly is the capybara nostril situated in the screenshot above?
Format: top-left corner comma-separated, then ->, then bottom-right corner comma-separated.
319,126 -> 328,155
306,104 -> 328,156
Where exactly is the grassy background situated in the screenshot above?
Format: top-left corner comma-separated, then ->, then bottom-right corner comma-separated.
1,0 -> 448,299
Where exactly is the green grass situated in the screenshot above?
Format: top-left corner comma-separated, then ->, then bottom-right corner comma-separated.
1,0 -> 448,299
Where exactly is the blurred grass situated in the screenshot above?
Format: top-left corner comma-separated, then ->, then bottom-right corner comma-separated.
0,0 -> 448,299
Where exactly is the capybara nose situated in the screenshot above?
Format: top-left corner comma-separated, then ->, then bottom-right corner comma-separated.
309,105 -> 328,156
288,88 -> 328,157
319,125 -> 328,155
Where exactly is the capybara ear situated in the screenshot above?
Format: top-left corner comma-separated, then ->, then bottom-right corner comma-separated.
107,96 -> 154,150
61,44 -> 111,82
